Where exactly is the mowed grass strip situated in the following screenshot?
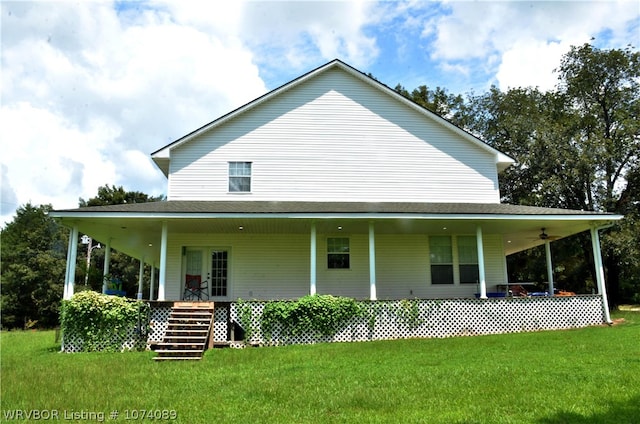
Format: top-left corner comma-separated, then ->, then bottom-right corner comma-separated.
1,311 -> 639,424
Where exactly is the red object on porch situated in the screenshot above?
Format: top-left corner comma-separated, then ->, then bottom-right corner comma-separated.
183,275 -> 208,300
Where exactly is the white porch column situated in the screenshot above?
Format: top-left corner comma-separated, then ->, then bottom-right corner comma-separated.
102,238 -> 112,294
158,221 -> 168,301
590,227 -> 612,324
310,221 -> 317,295
369,221 -> 377,301
137,257 -> 145,300
64,225 -> 79,300
476,226 -> 487,299
64,227 -> 73,299
150,263 -> 156,301
545,241 -> 554,295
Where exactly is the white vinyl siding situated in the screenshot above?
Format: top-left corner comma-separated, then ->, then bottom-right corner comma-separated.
162,230 -> 507,301
316,235 -> 369,298
167,69 -> 500,203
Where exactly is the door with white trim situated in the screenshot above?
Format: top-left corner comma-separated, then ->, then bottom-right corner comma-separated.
208,249 -> 230,299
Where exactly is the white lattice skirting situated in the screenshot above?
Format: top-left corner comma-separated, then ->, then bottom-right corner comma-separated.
228,296 -> 606,346
63,296 -> 606,352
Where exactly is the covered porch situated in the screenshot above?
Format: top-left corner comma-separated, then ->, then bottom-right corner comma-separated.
51,201 -> 621,325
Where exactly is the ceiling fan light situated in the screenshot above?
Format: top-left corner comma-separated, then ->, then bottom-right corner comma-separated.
539,228 -> 549,240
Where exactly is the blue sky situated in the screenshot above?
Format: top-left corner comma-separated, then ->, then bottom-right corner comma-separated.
1,1 -> 639,225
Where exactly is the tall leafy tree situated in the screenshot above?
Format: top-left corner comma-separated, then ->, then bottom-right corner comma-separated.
464,44 -> 639,303
556,43 -> 640,213
394,83 -> 468,127
555,44 -> 640,304
79,184 -> 162,207
397,43 -> 639,303
463,87 -> 583,208
78,185 -> 163,297
1,204 -> 68,328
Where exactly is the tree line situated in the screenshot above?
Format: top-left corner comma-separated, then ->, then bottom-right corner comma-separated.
1,43 -> 638,329
395,43 -> 639,304
1,186 -> 162,328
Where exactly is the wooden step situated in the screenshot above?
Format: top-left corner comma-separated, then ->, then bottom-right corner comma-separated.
168,316 -> 211,321
155,342 -> 205,348
154,357 -> 201,361
153,303 -> 215,361
155,348 -> 204,353
171,311 -> 213,317
164,331 -> 208,336
165,330 -> 207,339
167,317 -> 210,321
173,301 -> 215,309
166,321 -> 209,326
162,335 -> 208,340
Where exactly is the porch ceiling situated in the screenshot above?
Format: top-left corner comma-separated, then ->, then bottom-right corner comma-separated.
51,213 -> 619,265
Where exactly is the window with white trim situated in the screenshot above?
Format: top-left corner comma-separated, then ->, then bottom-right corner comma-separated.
228,162 -> 252,192
458,236 -> 479,284
327,237 -> 350,269
430,236 -> 453,284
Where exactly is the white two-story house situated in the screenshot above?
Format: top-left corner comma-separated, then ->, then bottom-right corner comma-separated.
52,60 -> 621,330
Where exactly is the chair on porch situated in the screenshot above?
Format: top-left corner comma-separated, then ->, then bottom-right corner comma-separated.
183,274 -> 209,301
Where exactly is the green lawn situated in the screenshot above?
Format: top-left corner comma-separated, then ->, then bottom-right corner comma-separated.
1,311 -> 639,424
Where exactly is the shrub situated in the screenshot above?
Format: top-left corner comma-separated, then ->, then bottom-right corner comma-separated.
261,295 -> 361,341
60,291 -> 149,352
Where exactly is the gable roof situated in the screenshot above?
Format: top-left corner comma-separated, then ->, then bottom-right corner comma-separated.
151,59 -> 515,177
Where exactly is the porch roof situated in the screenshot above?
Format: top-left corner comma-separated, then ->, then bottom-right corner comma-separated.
50,201 -> 622,262
51,200 -> 613,216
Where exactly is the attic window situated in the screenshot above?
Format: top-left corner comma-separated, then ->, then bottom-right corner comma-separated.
229,162 -> 252,192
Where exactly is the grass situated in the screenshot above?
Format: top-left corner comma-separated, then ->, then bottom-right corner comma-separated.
1,310 -> 639,424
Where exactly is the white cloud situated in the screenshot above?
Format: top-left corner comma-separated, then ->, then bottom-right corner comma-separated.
1,0 -> 391,226
237,0 -> 381,71
0,163 -> 19,217
496,38 -> 572,91
421,1 -> 639,90
0,1 -> 267,225
1,0 -> 637,227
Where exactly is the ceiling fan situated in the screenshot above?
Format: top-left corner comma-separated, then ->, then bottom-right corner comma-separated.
537,228 -> 560,241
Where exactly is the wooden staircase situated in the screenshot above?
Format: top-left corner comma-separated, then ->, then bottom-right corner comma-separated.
154,302 -> 214,361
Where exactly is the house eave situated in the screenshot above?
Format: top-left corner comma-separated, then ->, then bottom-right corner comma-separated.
149,59 -> 516,173
49,210 -> 621,222
50,201 -> 621,260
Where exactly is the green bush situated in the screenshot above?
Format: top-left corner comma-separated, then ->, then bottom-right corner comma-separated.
261,295 -> 362,340
236,298 -> 255,342
60,291 -> 149,352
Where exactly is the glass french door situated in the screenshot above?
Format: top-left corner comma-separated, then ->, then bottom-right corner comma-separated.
184,248 -> 229,299
209,250 -> 228,298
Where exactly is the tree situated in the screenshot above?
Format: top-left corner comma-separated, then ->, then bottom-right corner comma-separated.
78,184 -> 163,297
79,184 -> 163,207
394,83 -> 468,127
397,43 -> 639,303
0,186 -> 163,329
556,44 -> 640,304
556,43 -> 640,213
463,86 -> 584,208
1,204 -> 68,328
